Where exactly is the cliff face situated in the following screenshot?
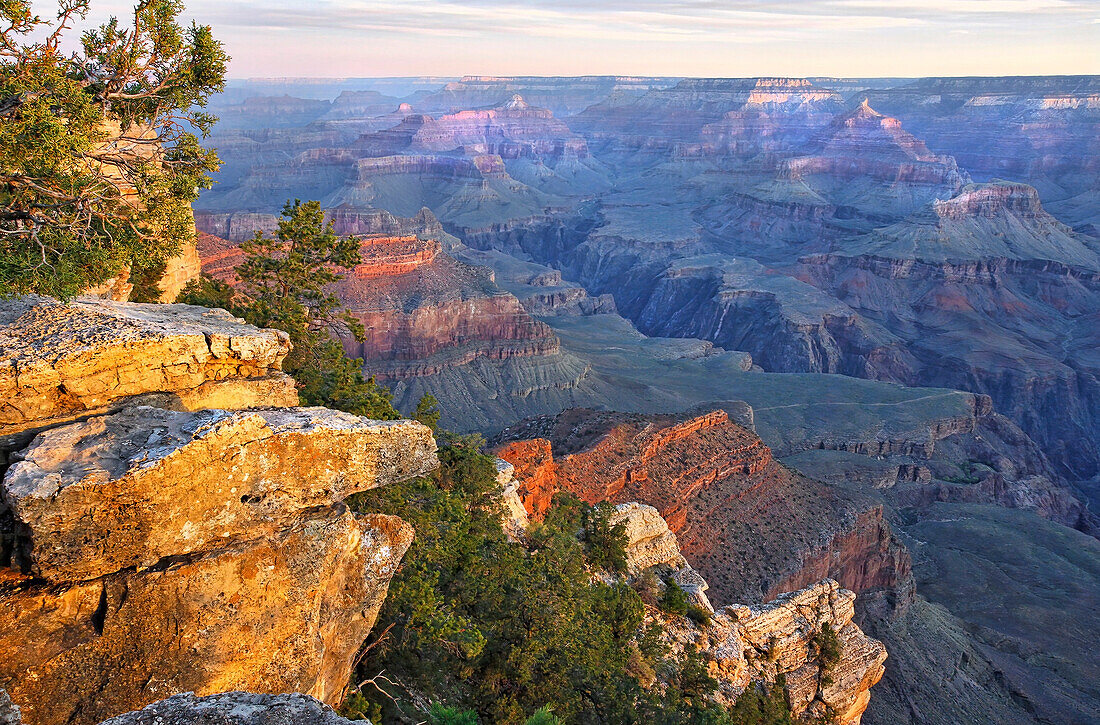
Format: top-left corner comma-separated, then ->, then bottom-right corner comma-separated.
0,299 -> 437,725
574,78 -> 845,144
354,95 -> 588,161
670,580 -> 887,725
494,408 -> 911,606
794,183 -> 1100,482
494,473 -> 886,725
330,238 -> 562,378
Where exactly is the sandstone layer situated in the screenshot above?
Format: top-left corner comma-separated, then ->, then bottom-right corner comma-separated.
0,297 -> 297,456
4,406 -> 435,581
0,298 -> 436,725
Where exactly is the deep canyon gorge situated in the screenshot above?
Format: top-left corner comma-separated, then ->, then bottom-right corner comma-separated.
4,71 -> 1100,725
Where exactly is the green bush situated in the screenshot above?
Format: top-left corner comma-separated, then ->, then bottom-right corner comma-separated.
728,677 -> 794,725
687,604 -> 712,628
661,579 -> 690,616
812,622 -> 842,670
429,704 -> 479,725
349,441 -> 762,724
336,692 -> 380,722
524,706 -> 563,725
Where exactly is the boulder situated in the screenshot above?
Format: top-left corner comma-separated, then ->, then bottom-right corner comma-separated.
0,297 -> 436,725
98,691 -> 361,725
3,407 -> 436,582
1,507 -> 410,725
0,690 -> 20,725
0,297 -> 297,454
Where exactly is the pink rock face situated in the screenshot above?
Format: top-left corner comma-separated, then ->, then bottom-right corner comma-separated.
932,182 -> 1045,220
195,225 -> 565,382
782,100 -> 967,189
351,96 -> 588,161
332,250 -> 561,379
575,77 -> 846,144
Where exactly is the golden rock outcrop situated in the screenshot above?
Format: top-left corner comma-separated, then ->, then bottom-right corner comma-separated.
0,298 -> 436,725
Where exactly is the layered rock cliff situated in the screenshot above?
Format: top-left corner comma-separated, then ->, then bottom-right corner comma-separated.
664,580 -> 887,725
0,299 -> 437,725
0,296 -> 297,458
494,408 -> 911,605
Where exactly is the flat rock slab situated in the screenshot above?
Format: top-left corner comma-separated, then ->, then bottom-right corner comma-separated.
3,406 -> 437,582
2,507 -> 408,725
98,692 -> 362,725
0,296 -> 297,449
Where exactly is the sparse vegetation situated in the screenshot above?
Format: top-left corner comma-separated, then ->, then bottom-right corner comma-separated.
0,0 -> 228,300
345,435 -> 802,724
728,677 -> 795,725
812,622 -> 842,671
687,603 -> 712,628
661,578 -> 690,616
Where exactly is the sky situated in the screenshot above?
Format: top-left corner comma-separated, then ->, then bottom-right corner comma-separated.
36,0 -> 1100,78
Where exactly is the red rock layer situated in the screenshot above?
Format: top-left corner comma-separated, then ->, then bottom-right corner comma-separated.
195,231 -> 244,283
331,251 -> 560,379
352,236 -> 439,279
194,229 -> 562,381
495,408 -> 910,606
764,506 -> 913,604
494,438 -> 558,517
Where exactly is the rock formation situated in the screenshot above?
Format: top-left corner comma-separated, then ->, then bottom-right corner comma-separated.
494,408 -> 911,605
676,580 -> 887,725
615,506 -> 889,725
0,296 -> 297,457
495,458 -> 886,724
0,299 -> 437,725
99,692 -> 362,725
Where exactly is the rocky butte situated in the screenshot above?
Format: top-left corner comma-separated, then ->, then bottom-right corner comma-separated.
0,297 -> 438,725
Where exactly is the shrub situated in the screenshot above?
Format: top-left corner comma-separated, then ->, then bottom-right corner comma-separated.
524,706 -> 563,725
430,704 -> 479,725
812,622 -> 842,670
661,578 -> 690,616
1,0 -> 227,300
687,603 -> 712,628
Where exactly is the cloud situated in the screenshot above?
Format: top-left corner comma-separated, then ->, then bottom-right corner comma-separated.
30,0 -> 1100,77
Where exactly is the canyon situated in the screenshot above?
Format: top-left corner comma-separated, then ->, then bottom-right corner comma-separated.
172,73 -> 1100,723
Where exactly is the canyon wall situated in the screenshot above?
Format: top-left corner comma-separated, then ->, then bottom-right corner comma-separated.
494,408 -> 911,606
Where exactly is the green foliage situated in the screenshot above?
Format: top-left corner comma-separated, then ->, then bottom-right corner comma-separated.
0,0 -> 228,299
414,393 -> 442,433
727,677 -> 794,725
524,706 -> 562,725
812,623 -> 842,671
687,603 -> 712,628
349,443 -> 752,724
337,692 -> 380,722
178,200 -> 400,420
661,578 -> 690,616
429,704 -> 479,725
